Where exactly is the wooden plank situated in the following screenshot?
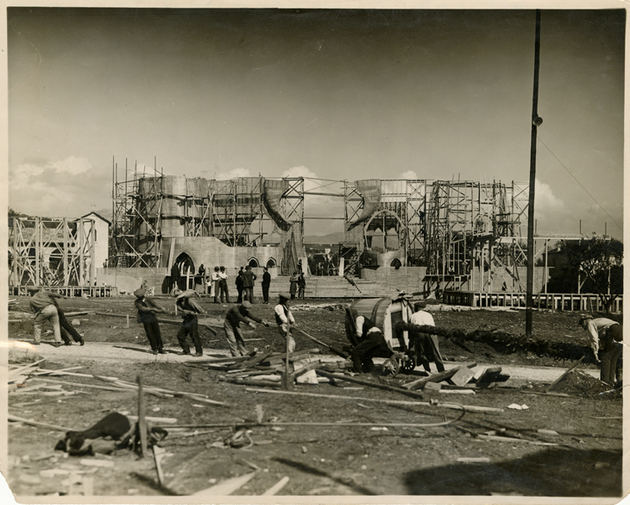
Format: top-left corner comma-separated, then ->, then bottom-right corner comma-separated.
8,414 -> 72,432
137,375 -> 148,458
450,367 -> 476,387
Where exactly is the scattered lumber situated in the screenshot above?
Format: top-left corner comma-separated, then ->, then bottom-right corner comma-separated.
316,370 -> 424,400
402,363 -> 477,391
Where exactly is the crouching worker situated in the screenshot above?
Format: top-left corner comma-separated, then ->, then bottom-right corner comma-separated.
579,315 -> 623,386
345,307 -> 394,373
224,301 -> 269,357
54,411 -> 167,457
175,289 -> 206,357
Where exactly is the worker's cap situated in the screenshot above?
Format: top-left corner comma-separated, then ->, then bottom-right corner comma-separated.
278,293 -> 290,301
578,314 -> 594,325
241,301 -> 252,308
134,288 -> 146,298
172,288 -> 183,297
177,290 -> 198,299
413,300 -> 427,311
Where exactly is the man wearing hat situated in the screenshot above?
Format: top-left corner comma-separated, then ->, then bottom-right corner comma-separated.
175,290 -> 207,357
134,288 -> 167,354
579,314 -> 623,385
223,301 -> 269,357
274,294 -> 297,353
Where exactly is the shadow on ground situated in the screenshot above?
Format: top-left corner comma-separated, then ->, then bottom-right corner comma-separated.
403,446 -> 622,497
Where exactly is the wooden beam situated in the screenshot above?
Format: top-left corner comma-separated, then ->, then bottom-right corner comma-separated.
137,375 -> 148,458
316,370 -> 424,400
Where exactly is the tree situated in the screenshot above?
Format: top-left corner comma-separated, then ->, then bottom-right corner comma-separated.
546,237 -> 623,313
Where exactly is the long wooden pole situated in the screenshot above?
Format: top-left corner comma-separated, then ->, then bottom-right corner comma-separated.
137,375 -> 148,458
526,10 -> 542,337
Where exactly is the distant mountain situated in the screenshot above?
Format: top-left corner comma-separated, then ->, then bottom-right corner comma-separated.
304,232 -> 345,244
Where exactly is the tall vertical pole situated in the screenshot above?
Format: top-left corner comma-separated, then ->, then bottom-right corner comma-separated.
526,10 -> 542,337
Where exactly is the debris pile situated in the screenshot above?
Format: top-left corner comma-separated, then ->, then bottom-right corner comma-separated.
551,370 -> 614,397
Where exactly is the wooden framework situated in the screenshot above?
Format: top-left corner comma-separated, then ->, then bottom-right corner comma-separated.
9,216 -> 96,289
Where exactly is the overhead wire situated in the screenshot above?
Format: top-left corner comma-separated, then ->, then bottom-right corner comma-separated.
537,135 -> 622,232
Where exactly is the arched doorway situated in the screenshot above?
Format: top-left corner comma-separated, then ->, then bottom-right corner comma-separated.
171,253 -> 195,292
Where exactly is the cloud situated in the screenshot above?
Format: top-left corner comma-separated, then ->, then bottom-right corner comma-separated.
49,156 -> 92,175
217,167 -> 251,180
534,179 -> 564,214
9,156 -> 110,217
399,170 -> 418,180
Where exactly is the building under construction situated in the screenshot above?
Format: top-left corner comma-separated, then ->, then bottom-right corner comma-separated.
108,159 -> 530,297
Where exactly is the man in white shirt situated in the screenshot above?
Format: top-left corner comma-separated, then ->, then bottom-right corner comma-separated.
274,294 -> 296,353
410,301 -> 445,373
579,315 -> 622,385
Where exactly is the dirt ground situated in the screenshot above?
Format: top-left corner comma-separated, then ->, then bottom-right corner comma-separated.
5,294 -> 624,500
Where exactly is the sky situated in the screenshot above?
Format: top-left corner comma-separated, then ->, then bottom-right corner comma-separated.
5,4 -> 626,239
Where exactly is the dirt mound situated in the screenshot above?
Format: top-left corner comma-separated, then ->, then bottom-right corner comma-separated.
551,370 -> 613,397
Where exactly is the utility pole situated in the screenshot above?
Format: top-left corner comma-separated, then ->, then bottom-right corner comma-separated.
526,10 -> 542,337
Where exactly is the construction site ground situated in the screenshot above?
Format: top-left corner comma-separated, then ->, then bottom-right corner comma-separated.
6,295 -> 624,500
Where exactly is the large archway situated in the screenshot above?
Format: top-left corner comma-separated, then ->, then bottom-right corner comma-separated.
171,253 -> 195,292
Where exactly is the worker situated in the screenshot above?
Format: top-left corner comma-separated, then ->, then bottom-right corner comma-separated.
579,315 -> 623,385
242,265 -> 257,303
261,266 -> 272,304
344,307 -> 394,373
235,267 -> 245,303
29,289 -> 64,347
274,294 -> 297,353
52,298 -> 85,346
409,301 -> 445,373
218,266 -> 230,303
175,289 -> 206,357
289,271 -> 298,299
211,266 -> 221,303
134,288 -> 167,354
223,301 -> 269,357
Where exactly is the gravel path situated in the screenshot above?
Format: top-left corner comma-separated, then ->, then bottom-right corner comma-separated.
8,339 -> 599,382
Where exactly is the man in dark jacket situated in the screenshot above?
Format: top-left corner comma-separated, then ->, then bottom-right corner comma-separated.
134,288 -> 167,354
223,301 -> 269,357
235,267 -> 245,303
345,307 -> 394,373
52,298 -> 85,346
242,265 -> 257,302
261,267 -> 271,304
175,290 -> 206,357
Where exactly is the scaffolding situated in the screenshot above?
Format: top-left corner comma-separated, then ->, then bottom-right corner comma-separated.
424,180 -> 528,293
9,215 -> 96,291
110,158 -> 305,271
343,178 -> 529,293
